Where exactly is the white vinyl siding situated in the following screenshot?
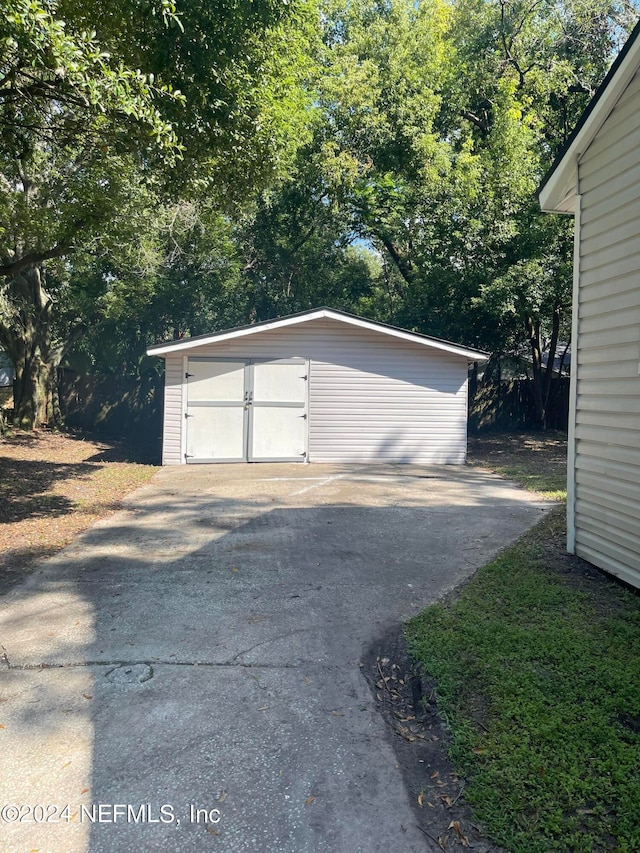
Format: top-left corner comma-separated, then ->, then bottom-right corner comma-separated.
573,68 -> 640,586
160,318 -> 469,465
162,356 -> 184,465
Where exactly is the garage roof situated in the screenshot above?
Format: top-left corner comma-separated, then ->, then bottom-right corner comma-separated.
538,18 -> 640,213
147,307 -> 489,362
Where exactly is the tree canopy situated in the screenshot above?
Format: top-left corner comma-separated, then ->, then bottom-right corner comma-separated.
1,0 -> 637,428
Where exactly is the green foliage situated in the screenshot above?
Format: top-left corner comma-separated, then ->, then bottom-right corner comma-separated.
2,0 -> 639,429
0,0 -> 319,424
406,508 -> 640,852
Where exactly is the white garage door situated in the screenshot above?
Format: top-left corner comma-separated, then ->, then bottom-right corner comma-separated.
185,358 -> 308,463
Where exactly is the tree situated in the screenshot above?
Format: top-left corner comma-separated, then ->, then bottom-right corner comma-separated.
442,0 -> 636,425
0,0 -> 317,427
311,0 -> 638,427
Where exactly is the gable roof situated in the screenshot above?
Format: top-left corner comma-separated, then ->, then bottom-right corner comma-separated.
538,18 -> 640,213
147,307 -> 488,362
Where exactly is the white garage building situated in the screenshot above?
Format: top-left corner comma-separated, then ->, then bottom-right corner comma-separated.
148,308 -> 487,466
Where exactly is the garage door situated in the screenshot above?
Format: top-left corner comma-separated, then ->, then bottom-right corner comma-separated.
185,358 -> 308,463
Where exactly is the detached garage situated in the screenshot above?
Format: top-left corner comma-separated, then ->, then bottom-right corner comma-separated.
147,308 -> 487,466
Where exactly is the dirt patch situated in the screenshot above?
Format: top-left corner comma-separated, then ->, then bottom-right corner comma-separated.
0,429 -> 158,594
467,432 -> 567,461
362,628 -> 504,852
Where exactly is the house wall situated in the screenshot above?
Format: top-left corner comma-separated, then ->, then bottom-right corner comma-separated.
574,68 -> 640,587
161,317 -> 469,465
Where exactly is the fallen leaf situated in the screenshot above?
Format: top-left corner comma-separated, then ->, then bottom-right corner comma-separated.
304,676 -> 311,685
0,724 -> 5,729
449,820 -> 469,845
82,693 -> 93,700
305,796 -> 315,806
216,790 -> 227,803
331,710 -> 344,716
80,787 -> 89,795
206,827 -> 219,836
257,706 -> 269,712
62,761 -> 72,769
442,795 -> 453,807
231,567 -> 239,573
431,771 -> 440,779
417,793 -> 424,807
472,747 -> 487,754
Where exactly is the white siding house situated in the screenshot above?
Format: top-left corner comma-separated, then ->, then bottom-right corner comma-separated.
539,20 -> 640,588
147,308 -> 487,466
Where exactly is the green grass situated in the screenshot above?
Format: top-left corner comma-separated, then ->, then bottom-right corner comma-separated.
490,462 -> 567,501
406,508 -> 640,851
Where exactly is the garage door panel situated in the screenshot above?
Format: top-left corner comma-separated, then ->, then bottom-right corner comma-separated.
185,357 -> 307,463
188,359 -> 246,403
252,361 -> 307,403
250,406 -> 306,461
186,405 -> 246,462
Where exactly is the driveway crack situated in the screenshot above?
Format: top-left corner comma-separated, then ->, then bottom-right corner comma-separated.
1,659 -> 306,671
226,628 -> 313,664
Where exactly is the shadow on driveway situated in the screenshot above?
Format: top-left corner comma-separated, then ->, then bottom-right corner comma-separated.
0,464 -> 549,852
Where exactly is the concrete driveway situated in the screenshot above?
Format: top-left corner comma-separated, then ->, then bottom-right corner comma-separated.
0,463 -> 548,852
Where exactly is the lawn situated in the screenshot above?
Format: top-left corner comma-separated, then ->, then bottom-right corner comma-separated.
0,429 -> 158,594
407,433 -> 640,852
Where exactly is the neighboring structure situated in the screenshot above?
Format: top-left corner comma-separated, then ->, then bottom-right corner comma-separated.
0,350 -> 15,388
148,307 -> 487,466
539,19 -> 640,588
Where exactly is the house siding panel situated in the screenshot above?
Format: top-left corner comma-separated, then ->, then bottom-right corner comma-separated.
159,318 -> 469,464
162,355 -> 184,465
574,68 -> 640,586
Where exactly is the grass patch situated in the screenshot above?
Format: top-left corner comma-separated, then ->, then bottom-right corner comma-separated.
488,462 -> 566,500
468,433 -> 567,500
406,507 -> 640,852
0,429 -> 158,593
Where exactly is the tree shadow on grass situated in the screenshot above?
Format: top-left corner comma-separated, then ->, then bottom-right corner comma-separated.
0,456 -> 96,524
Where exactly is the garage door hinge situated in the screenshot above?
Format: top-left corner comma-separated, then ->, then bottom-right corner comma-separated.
184,412 -> 193,419
185,372 -> 194,378
184,453 -> 194,459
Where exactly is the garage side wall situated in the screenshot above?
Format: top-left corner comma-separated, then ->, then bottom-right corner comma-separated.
574,69 -> 640,586
161,319 -> 470,465
162,354 -> 184,465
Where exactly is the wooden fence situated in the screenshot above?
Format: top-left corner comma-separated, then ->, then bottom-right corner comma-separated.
469,378 -> 570,433
59,370 -> 163,462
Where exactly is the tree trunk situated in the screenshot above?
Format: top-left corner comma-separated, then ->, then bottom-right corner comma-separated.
0,264 -> 62,430
526,304 -> 563,431
526,317 -> 546,430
